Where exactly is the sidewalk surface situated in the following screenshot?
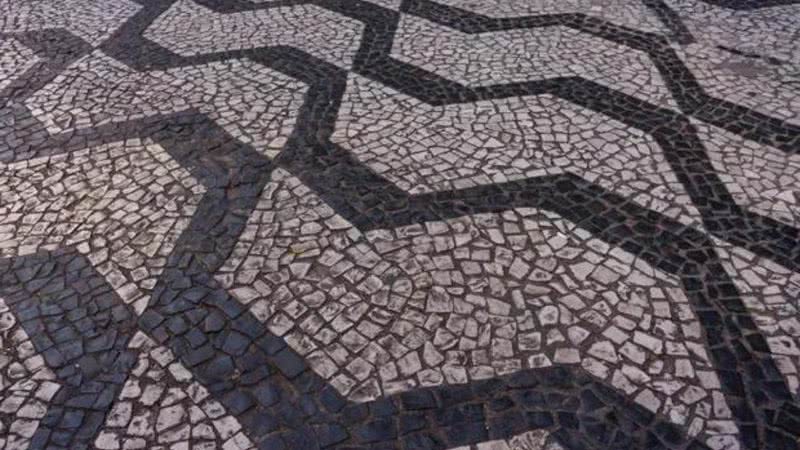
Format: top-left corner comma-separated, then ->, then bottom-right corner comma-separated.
1,0 -> 799,449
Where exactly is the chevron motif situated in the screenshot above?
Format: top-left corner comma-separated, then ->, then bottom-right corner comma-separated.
1,0 -> 799,449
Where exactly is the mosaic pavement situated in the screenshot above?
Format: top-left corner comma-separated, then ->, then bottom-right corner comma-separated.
1,0 -> 800,449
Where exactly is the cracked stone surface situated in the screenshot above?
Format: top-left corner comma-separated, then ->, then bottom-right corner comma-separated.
1,0 -> 799,449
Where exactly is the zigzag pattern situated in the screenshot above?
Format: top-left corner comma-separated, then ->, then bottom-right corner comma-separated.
1,0 -> 799,449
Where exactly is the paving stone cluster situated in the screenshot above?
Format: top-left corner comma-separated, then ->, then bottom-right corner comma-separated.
217,169 -> 739,444
97,332 -> 255,450
1,0 -> 799,449
144,0 -> 364,69
391,16 -> 678,108
0,297 -> 60,450
0,141 -> 204,314
429,0 -> 669,33
450,429 -> 565,450
333,77 -> 696,225
0,0 -> 140,46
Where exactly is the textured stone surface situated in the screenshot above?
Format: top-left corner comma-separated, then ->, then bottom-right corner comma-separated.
217,168 -> 737,442
1,0 -> 799,449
